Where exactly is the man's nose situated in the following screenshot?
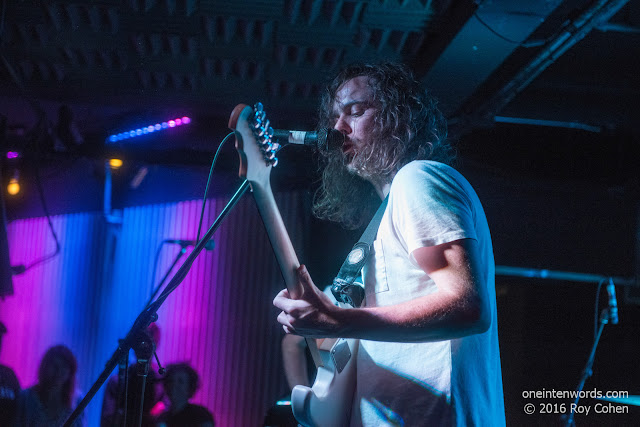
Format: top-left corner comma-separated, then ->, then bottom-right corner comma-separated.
333,116 -> 351,135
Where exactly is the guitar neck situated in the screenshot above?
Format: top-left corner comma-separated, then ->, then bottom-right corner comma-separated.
228,103 -> 323,369
250,181 -> 302,299
250,180 -> 324,368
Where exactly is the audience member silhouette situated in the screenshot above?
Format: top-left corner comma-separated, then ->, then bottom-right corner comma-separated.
155,363 -> 214,427
0,321 -> 20,426
14,344 -> 85,426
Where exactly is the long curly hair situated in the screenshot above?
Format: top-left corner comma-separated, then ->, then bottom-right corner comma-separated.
312,62 -> 453,229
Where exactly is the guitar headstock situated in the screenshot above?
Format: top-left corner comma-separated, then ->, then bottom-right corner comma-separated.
229,102 -> 281,186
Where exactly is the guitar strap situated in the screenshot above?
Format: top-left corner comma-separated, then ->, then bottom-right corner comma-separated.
330,195 -> 389,308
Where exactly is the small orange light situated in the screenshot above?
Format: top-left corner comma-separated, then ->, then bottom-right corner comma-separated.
109,158 -> 123,169
7,178 -> 20,195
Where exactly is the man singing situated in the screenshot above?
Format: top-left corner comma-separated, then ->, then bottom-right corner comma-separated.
273,62 -> 505,426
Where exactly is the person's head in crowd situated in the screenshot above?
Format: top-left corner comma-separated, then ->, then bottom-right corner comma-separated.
37,344 -> 78,408
162,363 -> 200,408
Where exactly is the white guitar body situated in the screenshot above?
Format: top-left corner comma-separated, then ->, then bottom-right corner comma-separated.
292,336 -> 358,427
229,104 -> 356,427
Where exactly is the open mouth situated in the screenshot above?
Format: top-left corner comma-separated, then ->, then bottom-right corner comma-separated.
342,141 -> 354,155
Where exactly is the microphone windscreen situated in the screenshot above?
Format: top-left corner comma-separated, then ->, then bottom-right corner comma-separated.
318,129 -> 344,152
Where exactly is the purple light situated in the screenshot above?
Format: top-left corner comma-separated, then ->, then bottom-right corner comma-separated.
7,151 -> 20,159
107,115 -> 192,143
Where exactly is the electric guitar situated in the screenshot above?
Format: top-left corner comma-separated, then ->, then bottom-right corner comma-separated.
229,103 -> 357,426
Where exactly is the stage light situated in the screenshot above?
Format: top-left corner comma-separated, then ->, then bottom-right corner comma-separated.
106,116 -> 191,143
109,158 -> 123,169
7,172 -> 20,196
6,152 -> 19,159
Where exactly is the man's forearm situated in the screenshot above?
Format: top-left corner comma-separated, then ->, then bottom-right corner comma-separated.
335,291 -> 490,343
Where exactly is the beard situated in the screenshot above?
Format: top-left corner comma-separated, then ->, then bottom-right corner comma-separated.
341,133 -> 397,184
323,147 -> 367,190
312,143 -> 383,229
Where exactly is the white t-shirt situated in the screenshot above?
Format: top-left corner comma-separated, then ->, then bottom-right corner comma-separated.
351,160 -> 505,426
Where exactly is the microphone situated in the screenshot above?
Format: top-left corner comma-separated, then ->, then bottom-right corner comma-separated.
271,128 -> 344,151
165,239 -> 215,251
606,278 -> 618,324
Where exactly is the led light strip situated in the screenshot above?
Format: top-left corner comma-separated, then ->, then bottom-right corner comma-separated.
107,116 -> 191,143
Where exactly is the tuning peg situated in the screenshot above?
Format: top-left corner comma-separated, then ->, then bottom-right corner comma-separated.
265,148 -> 277,160
258,135 -> 271,146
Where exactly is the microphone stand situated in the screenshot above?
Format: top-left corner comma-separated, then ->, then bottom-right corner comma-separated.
562,306 -> 614,427
63,179 -> 251,427
111,243 -> 186,426
132,328 -> 155,427
113,241 -> 188,426
112,345 -> 129,427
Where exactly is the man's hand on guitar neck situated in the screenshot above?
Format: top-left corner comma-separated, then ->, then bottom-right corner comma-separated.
274,265 -> 345,338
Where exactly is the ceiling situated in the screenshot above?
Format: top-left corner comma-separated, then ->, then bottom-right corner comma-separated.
0,0 -> 638,185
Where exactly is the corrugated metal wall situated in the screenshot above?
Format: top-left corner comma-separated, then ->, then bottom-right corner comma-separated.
1,211 -> 110,424
1,190 -> 308,426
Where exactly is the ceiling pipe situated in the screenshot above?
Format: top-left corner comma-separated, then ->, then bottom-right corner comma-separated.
493,115 -> 602,133
595,22 -> 640,33
496,265 -> 635,287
